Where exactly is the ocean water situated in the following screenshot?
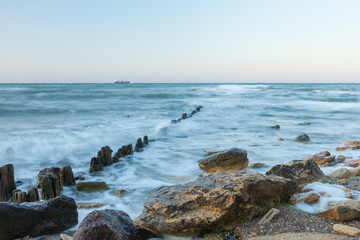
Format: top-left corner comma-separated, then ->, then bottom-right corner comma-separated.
1,83 -> 360,224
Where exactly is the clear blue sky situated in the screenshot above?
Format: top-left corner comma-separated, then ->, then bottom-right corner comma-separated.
1,0 -> 359,83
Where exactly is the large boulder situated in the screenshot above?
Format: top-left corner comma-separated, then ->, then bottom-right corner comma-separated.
73,209 -> 153,240
198,148 -> 249,174
0,196 -> 78,240
0,164 -> 16,201
302,151 -> 335,165
265,160 -> 325,185
134,171 -> 296,236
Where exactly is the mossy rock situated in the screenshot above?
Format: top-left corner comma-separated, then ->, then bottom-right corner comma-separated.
76,181 -> 109,192
270,125 -> 280,129
295,134 -> 310,142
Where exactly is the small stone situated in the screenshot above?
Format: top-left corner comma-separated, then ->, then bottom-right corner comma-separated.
170,120 -> 177,124
338,179 -> 348,185
234,227 -> 245,239
60,233 -> 74,240
302,188 -> 313,193
325,194 -> 332,198
336,147 -> 348,151
333,224 -> 360,236
343,188 -> 351,192
270,125 -> 280,129
278,138 -> 284,141
345,193 -> 353,199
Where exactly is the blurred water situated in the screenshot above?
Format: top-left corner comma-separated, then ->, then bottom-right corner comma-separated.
1,83 -> 360,222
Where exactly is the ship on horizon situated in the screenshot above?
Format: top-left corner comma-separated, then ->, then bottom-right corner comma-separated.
114,80 -> 130,84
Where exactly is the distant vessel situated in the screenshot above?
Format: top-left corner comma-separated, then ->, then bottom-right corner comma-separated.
114,80 -> 130,84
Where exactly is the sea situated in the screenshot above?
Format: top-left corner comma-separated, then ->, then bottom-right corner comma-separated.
1,83 -> 360,226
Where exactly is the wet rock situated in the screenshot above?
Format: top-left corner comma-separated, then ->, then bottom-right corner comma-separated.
112,189 -> 127,195
134,171 -> 296,236
143,135 -> 149,145
302,151 -> 335,165
265,160 -> 325,185
328,167 -> 360,179
248,163 -> 266,168
74,175 -> 85,181
97,146 -> 113,166
295,134 -> 310,142
27,187 -> 40,202
89,157 -> 103,173
39,173 -> 61,200
204,151 -> 220,157
0,164 -> 16,201
114,144 -> 134,160
76,203 -> 105,209
0,196 -> 78,240
196,106 -> 203,112
170,120 -> 177,124
248,233 -> 347,240
270,125 -> 280,129
198,148 -> 248,174
335,147 -> 348,151
344,141 -> 360,146
182,113 -> 187,119
60,166 -> 75,186
13,189 -> 27,203
315,205 -> 360,221
76,181 -> 109,192
304,192 -> 320,203
333,224 -> 360,237
135,138 -> 144,152
344,158 -> 360,166
73,209 -> 154,240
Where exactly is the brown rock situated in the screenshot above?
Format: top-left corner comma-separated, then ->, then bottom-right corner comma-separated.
248,233 -> 348,240
258,208 -> 280,224
198,148 -> 249,174
76,182 -> 109,192
134,172 -> 296,236
265,160 -> 324,185
143,135 -> 149,145
248,163 -> 266,168
315,205 -> 360,221
304,192 -> 320,203
328,167 -> 360,179
344,141 -> 360,146
27,187 -> 39,202
333,224 -> 360,236
344,158 -> 360,166
335,147 -> 348,151
135,138 -> 144,152
38,168 -> 62,200
60,165 -> 75,186
345,193 -> 353,199
76,203 -> 105,209
97,146 -> 113,166
13,189 -> 27,203
0,164 -> 16,201
302,151 -> 335,165
89,157 -> 103,173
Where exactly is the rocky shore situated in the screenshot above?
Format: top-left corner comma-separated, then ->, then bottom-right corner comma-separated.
1,111 -> 360,239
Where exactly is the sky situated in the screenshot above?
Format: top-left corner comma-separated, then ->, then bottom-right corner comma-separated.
0,0 -> 359,83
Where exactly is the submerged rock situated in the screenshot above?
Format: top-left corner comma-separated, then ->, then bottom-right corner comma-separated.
76,181 -> 109,192
198,148 -> 248,174
270,124 -> 280,129
134,171 -> 296,236
0,164 -> 16,202
135,138 -> 144,152
265,160 -> 325,185
143,135 -> 149,145
302,151 -> 335,165
0,196 -> 78,240
74,209 -> 153,240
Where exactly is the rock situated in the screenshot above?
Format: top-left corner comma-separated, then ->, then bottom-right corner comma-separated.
333,224 -> 360,236
278,138 -> 284,141
60,166 -> 75,186
265,160 -> 325,185
76,181 -> 109,192
328,155 -> 346,166
198,148 -> 248,174
344,141 -> 360,146
73,209 -> 154,240
204,233 -> 221,240
328,167 -> 360,179
0,164 -> 16,201
248,163 -> 266,168
345,193 -> 353,199
27,187 -> 40,202
74,175 -> 85,181
248,233 -> 347,240
60,233 -> 74,240
13,189 -> 27,202
135,138 -> 144,152
196,106 -> 203,112
295,134 -> 310,142
170,120 -> 177,124
112,189 -> 127,195
40,173 -> 61,200
344,158 -> 360,166
182,113 -> 187,119
143,135 -> 149,145
302,151 -> 335,165
270,125 -> 280,129
76,203 -> 105,209
97,146 -> 113,166
89,157 -> 103,173
204,151 -> 220,157
0,196 -> 78,240
134,171 -> 296,236
352,145 -> 360,150
335,147 -> 348,151
258,208 -> 280,225
304,192 -> 320,203
315,205 -> 360,221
